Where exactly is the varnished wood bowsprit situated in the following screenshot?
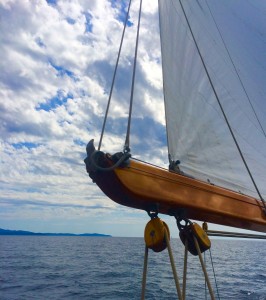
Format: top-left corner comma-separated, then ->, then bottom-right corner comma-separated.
87,154 -> 266,233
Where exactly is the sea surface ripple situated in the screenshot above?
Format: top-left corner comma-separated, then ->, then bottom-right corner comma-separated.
0,237 -> 265,299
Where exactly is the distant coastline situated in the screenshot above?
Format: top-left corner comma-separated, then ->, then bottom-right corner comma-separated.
0,228 -> 111,237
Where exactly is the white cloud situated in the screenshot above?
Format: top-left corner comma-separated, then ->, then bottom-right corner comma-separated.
0,0 -> 167,235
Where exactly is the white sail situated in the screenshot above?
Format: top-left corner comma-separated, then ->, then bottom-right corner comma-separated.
158,0 -> 266,198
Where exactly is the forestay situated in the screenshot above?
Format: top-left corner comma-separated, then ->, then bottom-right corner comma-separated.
158,0 -> 266,199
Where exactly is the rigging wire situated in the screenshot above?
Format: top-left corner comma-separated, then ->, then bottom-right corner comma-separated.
204,0 -> 266,139
158,1 -> 171,164
207,230 -> 266,239
98,0 -> 132,151
209,248 -> 221,300
124,0 -> 143,152
178,0 -> 266,211
204,252 -> 207,300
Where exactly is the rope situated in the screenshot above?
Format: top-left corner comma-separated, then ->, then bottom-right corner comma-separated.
98,0 -> 132,151
175,217 -> 216,299
204,252 -> 207,300
204,0 -> 266,139
182,239 -> 188,300
209,248 -> 221,300
178,0 -> 266,211
141,227 -> 183,299
141,246 -> 149,300
164,228 -> 183,299
90,151 -> 131,172
192,235 -> 216,300
124,0 -> 143,152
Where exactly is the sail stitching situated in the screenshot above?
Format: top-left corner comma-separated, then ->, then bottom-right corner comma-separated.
178,0 -> 266,210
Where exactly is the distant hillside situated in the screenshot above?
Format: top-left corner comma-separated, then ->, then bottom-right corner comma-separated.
0,228 -> 111,237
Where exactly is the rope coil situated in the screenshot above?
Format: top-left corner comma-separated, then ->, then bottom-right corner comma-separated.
90,151 -> 131,172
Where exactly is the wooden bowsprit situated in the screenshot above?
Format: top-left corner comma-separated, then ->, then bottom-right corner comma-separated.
84,140 -> 266,233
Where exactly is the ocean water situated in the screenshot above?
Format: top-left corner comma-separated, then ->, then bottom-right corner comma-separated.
0,237 -> 265,299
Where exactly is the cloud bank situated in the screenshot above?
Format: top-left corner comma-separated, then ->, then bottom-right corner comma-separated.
0,0 -> 168,235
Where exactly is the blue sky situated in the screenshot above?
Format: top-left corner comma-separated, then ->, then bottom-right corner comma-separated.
0,0 -> 170,236
1,0 -> 265,237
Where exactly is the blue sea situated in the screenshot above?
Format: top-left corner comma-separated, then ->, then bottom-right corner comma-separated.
0,237 -> 265,299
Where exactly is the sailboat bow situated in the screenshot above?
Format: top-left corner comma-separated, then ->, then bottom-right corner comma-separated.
84,0 -> 266,234
85,140 -> 266,233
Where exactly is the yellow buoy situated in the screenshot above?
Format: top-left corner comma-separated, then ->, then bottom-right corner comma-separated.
144,217 -> 170,252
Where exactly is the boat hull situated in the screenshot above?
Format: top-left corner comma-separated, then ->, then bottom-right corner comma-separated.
88,156 -> 266,233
